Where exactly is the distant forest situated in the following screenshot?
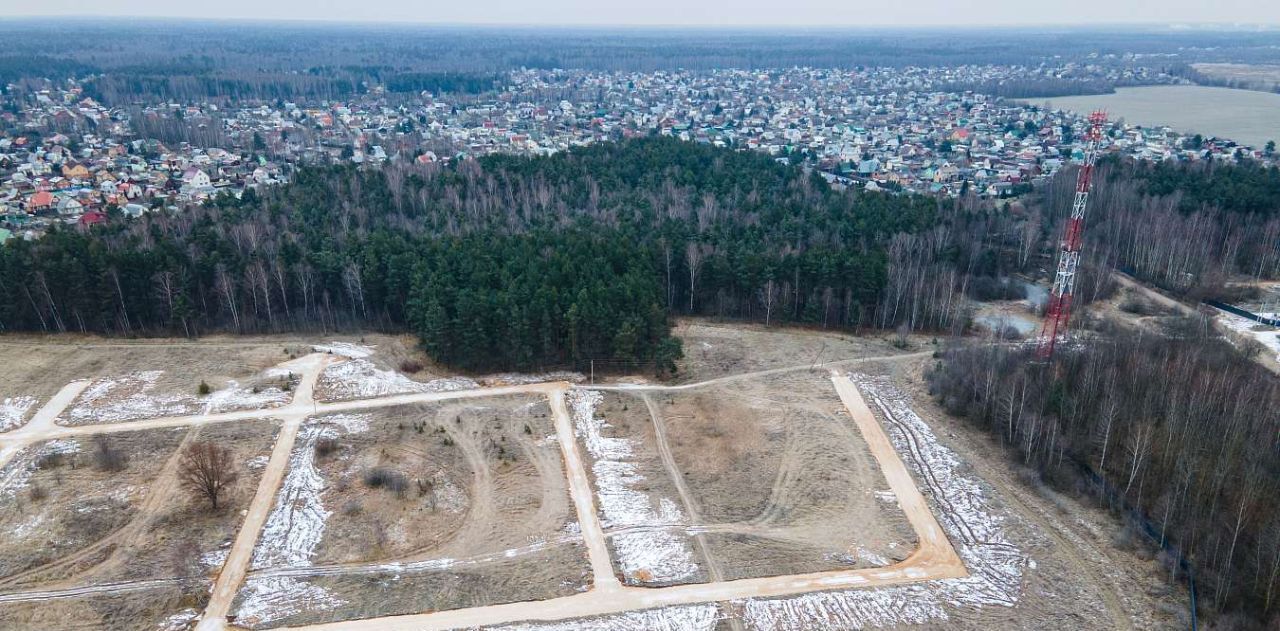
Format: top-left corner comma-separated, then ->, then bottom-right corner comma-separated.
0,138 -> 937,371
4,138 -> 1278,371
3,21 -> 1280,103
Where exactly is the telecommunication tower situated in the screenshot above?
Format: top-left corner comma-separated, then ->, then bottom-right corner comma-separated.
1036,110 -> 1107,359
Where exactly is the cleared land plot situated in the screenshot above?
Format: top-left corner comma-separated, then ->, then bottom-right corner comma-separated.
0,338 -> 305,429
654,370 -> 917,581
672,320 -> 905,383
0,422 -> 276,591
575,390 -> 709,586
312,338 -> 581,403
230,396 -> 590,628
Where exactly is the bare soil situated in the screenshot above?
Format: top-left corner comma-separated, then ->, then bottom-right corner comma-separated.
670,319 -> 905,384
0,422 -> 276,590
657,370 -> 916,580
590,391 -> 710,586
233,394 -> 591,627
0,584 -> 201,631
248,545 -> 589,629
310,395 -> 577,565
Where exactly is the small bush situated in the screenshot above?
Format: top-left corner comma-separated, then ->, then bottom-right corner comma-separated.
399,359 -> 424,373
29,483 -> 48,502
314,438 -> 340,458
36,452 -> 66,470
363,467 -> 409,496
341,499 -> 363,516
93,436 -> 128,472
197,381 -> 212,396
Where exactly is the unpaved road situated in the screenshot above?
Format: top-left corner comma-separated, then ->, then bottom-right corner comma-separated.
271,371 -> 965,631
0,349 -> 965,631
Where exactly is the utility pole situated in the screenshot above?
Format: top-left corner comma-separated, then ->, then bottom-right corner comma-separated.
1036,110 -> 1107,360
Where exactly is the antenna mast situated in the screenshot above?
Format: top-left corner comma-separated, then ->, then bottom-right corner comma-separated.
1036,110 -> 1107,359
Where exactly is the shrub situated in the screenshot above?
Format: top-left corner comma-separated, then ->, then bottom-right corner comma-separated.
363,467 -> 408,496
29,483 -> 47,502
399,359 -> 424,373
93,436 -> 128,472
197,381 -> 212,396
314,437 -> 340,458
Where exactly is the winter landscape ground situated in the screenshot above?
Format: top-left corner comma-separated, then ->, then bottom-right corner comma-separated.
0,325 -> 1185,630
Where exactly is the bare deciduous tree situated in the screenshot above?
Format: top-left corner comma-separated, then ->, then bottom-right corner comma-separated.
179,441 -> 239,511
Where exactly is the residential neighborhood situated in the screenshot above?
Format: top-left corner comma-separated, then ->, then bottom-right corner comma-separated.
1,63 -> 1273,242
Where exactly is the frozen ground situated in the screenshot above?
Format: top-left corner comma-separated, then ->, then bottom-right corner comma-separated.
1215,309 -> 1280,361
0,396 -> 37,432
60,369 -> 291,425
234,415 -> 373,627
567,390 -> 699,584
0,439 -> 80,500
317,358 -> 478,401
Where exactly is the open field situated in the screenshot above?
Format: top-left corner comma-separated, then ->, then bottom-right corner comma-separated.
0,329 -> 1189,630
0,420 -> 277,630
228,396 -> 590,628
1027,85 -> 1280,149
1193,63 -> 1280,92
654,371 -> 916,580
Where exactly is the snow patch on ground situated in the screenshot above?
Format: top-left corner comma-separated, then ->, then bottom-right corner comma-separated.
233,576 -> 346,627
0,395 -> 37,432
312,412 -> 371,435
201,381 -> 290,414
0,439 -> 81,499
1215,309 -> 1280,361
157,608 -> 199,631
737,375 -> 1029,630
567,389 -> 698,584
311,342 -> 374,359
481,371 -> 585,386
64,371 -> 192,425
855,546 -> 889,566
494,603 -> 719,631
318,358 -> 479,400
200,547 -> 229,570
251,424 -> 332,570
236,414 -> 376,626
63,368 -> 292,425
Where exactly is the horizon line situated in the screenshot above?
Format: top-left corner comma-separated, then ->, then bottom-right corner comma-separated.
1,15 -> 1278,30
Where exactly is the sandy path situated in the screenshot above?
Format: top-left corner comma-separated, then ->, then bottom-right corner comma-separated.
548,389 -> 621,593
0,350 -> 965,630
195,354 -> 333,631
589,350 -> 933,393
272,372 -> 966,631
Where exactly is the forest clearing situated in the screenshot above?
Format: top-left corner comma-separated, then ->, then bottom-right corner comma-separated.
0,324 -> 1187,630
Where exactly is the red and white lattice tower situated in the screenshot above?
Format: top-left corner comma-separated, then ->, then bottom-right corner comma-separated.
1036,110 -> 1107,359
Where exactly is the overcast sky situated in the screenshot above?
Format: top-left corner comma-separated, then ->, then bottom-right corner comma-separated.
3,0 -> 1278,27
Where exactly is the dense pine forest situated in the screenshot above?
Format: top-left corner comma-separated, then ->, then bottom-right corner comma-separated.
0,138 -> 937,371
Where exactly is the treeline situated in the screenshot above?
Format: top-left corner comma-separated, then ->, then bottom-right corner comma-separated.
384,72 -> 504,94
0,138 -> 939,370
930,329 -> 1280,625
1047,159 -> 1280,294
82,74 -> 366,105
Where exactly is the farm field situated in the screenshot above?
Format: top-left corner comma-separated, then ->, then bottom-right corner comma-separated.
0,328 -> 1185,630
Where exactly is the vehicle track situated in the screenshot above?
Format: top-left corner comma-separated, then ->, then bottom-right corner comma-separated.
0,427 -> 201,589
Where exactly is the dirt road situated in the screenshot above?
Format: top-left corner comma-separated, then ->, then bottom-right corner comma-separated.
547,389 -> 621,593
0,350 -> 967,631
271,370 -> 965,631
